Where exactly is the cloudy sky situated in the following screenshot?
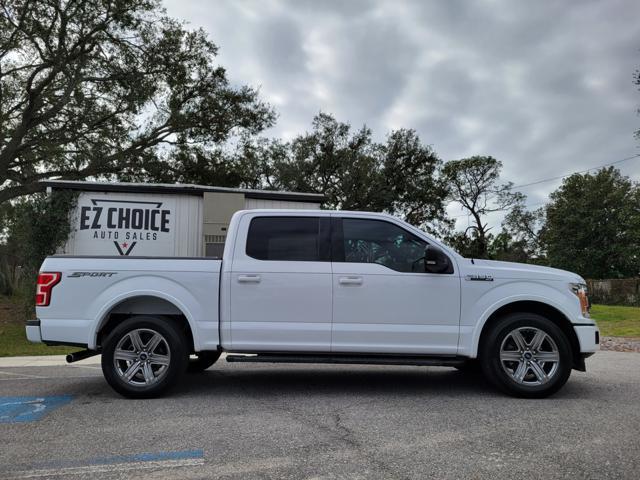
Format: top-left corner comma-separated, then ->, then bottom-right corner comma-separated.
164,0 -> 639,228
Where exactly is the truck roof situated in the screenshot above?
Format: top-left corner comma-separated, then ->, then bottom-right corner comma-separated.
237,209 -> 397,218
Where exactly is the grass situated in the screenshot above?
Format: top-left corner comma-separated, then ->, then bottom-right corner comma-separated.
0,322 -> 73,357
590,304 -> 640,338
0,294 -> 72,356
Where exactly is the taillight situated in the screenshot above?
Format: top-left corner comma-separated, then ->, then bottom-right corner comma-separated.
36,272 -> 61,307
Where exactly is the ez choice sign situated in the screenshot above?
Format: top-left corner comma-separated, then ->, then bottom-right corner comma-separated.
70,193 -> 176,256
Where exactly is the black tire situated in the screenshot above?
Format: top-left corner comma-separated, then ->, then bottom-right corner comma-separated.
187,351 -> 221,373
101,316 -> 188,399
480,312 -> 573,398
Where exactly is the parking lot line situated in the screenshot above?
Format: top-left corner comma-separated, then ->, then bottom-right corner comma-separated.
3,458 -> 205,479
4,450 -> 206,479
0,371 -> 45,379
0,375 -> 100,381
0,368 -> 100,381
0,395 -> 73,423
0,355 -> 101,368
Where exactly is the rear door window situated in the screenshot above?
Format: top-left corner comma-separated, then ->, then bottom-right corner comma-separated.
246,217 -> 328,261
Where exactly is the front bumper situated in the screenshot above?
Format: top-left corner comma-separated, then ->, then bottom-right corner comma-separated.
574,323 -> 600,353
25,320 -> 42,343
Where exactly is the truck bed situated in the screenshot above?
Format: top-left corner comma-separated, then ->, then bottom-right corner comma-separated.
35,256 -> 222,351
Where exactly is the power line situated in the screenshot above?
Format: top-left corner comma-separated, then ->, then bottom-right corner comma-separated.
451,201 -> 546,218
509,153 -> 640,190
449,153 -> 640,219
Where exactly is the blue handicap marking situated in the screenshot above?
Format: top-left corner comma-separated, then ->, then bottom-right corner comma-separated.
0,395 -> 73,423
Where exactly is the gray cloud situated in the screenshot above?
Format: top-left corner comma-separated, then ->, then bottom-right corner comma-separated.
164,0 -> 640,227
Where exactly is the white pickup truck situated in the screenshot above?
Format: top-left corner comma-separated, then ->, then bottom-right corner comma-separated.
27,209 -> 598,398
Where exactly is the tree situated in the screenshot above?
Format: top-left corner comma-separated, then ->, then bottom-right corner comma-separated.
540,167 -> 640,278
378,129 -> 450,232
445,199 -> 545,263
259,113 -> 449,233
0,189 -> 76,305
500,202 -> 546,261
444,229 -> 492,259
268,113 -> 381,211
0,0 -> 274,203
441,156 -> 522,258
140,143 -> 263,190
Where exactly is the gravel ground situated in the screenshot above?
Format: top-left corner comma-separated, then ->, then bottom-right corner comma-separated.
600,336 -> 640,352
1,350 -> 639,479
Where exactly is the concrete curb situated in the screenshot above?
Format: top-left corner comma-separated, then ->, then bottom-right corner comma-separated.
0,355 -> 101,367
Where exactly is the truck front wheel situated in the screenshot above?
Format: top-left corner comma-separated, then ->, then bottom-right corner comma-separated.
101,316 -> 188,398
480,312 -> 573,398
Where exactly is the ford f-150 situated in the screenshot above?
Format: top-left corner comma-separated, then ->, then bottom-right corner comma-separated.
26,209 -> 599,398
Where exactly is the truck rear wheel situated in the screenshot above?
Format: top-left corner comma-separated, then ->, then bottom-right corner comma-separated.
480,312 -> 572,398
101,316 -> 188,398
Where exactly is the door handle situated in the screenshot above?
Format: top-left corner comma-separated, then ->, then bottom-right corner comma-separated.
339,276 -> 363,286
238,274 -> 261,283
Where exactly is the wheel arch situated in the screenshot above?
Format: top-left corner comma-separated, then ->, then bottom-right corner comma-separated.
476,300 -> 582,370
91,293 -> 197,352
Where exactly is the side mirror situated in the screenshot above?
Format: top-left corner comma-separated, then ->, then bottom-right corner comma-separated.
424,245 -> 452,274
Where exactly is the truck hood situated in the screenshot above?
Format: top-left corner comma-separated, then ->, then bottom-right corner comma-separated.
462,258 -> 584,283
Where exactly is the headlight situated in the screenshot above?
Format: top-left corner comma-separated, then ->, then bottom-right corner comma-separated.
569,282 -> 590,317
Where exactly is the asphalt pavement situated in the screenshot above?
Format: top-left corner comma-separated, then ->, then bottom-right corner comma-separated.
1,350 -> 639,479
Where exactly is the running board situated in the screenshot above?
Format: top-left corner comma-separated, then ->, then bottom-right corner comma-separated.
225,353 -> 466,367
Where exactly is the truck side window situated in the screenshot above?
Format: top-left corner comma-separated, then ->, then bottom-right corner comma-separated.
341,218 -> 429,273
246,217 -> 323,261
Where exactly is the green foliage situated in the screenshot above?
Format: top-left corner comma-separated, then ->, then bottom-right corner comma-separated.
446,222 -> 547,264
540,167 -> 640,278
142,143 -> 266,189
270,114 -> 450,233
10,190 -> 77,271
0,256 -> 16,296
488,232 -> 529,263
1,190 -> 77,312
444,230 -> 491,259
500,203 -> 546,261
378,129 -> 451,233
268,113 -> 383,211
0,0 -> 274,203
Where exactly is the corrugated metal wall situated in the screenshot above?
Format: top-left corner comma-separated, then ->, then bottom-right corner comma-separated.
173,194 -> 203,256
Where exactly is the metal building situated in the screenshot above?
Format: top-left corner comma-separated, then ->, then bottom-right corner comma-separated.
43,180 -> 323,257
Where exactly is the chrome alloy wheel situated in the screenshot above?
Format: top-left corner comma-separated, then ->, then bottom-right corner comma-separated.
499,327 -> 560,386
113,328 -> 171,386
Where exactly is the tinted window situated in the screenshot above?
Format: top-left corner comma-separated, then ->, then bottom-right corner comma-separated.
247,217 -> 322,261
341,218 -> 428,272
